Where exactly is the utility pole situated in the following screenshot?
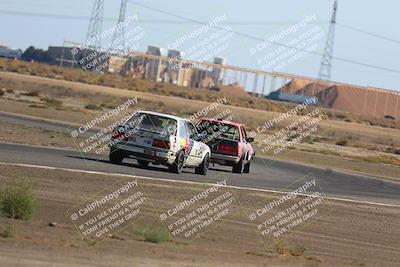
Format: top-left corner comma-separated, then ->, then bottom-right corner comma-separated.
112,0 -> 128,53
319,0 -> 338,81
86,0 -> 104,49
317,0 -> 338,106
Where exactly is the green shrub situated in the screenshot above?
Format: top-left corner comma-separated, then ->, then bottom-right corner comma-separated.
85,103 -> 101,110
101,102 -> 118,109
23,90 -> 40,97
289,245 -> 306,256
273,239 -> 286,254
0,179 -> 37,220
335,113 -> 346,119
335,139 -> 348,146
0,226 -> 16,238
134,225 -> 171,244
41,97 -> 62,107
273,239 -> 307,257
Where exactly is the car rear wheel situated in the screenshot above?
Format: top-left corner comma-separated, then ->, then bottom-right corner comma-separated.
109,149 -> 124,164
137,159 -> 149,167
232,159 -> 244,174
170,150 -> 184,174
195,153 -> 209,175
243,161 -> 250,173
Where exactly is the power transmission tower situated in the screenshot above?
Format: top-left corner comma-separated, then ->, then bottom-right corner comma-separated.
86,0 -> 104,49
112,0 -> 128,53
318,0 -> 338,81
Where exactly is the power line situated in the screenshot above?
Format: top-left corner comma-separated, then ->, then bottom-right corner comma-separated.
337,22 -> 400,45
0,10 -> 115,21
0,10 -> 329,25
137,20 -> 329,25
3,9 -> 398,44
4,8 -> 398,43
128,1 -> 400,75
2,7 -> 400,75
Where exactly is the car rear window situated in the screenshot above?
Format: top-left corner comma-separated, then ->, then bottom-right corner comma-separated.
197,120 -> 240,141
126,112 -> 177,135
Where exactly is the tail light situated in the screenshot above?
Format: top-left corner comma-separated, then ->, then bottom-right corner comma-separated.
153,139 -> 170,149
217,144 -> 238,156
112,131 -> 125,140
112,126 -> 126,140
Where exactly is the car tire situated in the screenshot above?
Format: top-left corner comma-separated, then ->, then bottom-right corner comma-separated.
232,159 -> 244,174
137,159 -> 149,167
109,149 -> 124,164
169,150 -> 184,174
243,161 -> 250,173
195,153 -> 209,175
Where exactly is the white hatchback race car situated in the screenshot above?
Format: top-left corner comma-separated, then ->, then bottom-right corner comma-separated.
109,111 -> 211,175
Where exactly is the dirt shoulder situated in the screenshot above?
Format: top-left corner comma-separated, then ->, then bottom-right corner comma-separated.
0,164 -> 399,267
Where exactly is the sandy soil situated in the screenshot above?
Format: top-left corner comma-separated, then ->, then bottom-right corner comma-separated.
0,165 -> 399,267
0,121 -> 85,150
281,148 -> 400,183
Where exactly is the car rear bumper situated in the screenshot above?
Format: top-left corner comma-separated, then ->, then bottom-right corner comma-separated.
111,143 -> 176,165
210,153 -> 240,166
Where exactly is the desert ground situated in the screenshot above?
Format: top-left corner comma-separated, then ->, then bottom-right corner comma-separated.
1,67 -> 400,267
1,164 -> 399,267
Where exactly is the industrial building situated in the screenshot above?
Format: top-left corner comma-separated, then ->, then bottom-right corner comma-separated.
145,45 -> 166,82
211,57 -> 227,85
0,45 -> 22,59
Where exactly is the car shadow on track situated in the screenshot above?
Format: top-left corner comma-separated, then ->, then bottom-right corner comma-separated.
65,155 -> 195,174
209,167 -> 232,173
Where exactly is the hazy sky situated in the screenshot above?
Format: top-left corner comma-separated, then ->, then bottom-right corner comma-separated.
1,0 -> 399,91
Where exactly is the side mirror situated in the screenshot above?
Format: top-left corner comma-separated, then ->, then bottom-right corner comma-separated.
246,137 -> 254,143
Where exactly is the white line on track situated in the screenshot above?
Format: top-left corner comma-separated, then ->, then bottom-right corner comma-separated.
1,161 -> 400,208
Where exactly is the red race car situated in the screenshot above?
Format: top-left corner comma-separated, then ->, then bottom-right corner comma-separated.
196,118 -> 255,174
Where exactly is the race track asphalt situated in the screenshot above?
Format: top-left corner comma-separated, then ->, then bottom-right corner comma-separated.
1,111 -> 400,205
